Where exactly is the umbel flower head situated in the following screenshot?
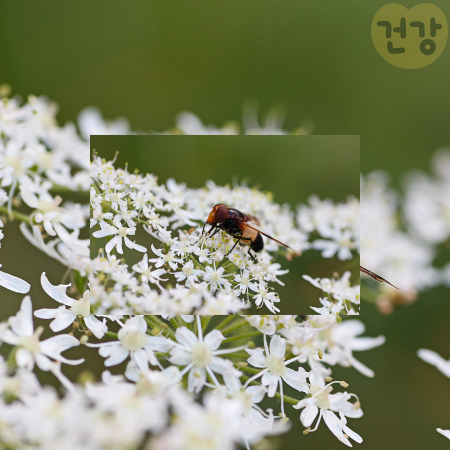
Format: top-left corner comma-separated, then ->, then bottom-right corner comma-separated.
90,154 -> 360,315
79,314 -> 381,449
0,90 -> 383,449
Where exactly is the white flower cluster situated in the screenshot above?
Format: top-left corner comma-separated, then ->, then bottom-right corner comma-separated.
360,171 -> 440,312
91,155 -> 360,315
0,89 -> 369,449
298,195 -> 359,261
0,291 -> 384,449
361,150 -> 450,442
361,150 -> 450,312
403,149 -> 450,245
303,271 -> 360,316
402,149 -> 450,286
0,90 -> 90,292
0,89 -> 358,317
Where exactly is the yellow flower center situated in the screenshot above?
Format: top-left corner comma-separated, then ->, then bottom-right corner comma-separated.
190,342 -> 212,368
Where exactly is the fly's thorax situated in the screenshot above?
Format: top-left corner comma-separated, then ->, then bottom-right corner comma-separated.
221,218 -> 242,238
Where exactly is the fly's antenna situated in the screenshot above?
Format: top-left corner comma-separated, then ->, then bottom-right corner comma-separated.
245,224 -> 294,251
360,266 -> 398,289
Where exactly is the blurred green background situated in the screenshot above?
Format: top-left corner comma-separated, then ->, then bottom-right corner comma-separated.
91,135 -> 360,314
1,0 -> 450,449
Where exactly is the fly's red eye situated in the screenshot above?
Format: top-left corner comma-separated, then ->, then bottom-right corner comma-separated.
215,205 -> 228,223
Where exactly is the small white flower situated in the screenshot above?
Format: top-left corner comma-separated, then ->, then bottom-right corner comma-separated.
0,296 -> 84,390
132,254 -> 167,286
173,260 -> 204,286
86,316 -> 171,371
234,269 -> 256,295
34,272 -> 107,339
245,334 -> 309,415
294,379 -> 363,447
203,263 -> 231,292
193,245 -> 213,264
313,228 -> 355,260
92,223 -> 146,254
250,282 -> 280,313
149,243 -> 182,270
169,316 -> 247,393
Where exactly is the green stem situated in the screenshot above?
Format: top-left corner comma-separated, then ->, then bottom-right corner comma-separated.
217,351 -> 249,359
239,366 -> 261,375
221,317 -> 248,335
155,351 -> 171,360
50,184 -> 89,195
215,315 -> 235,330
105,331 -> 118,339
145,315 -> 176,339
170,318 -> 180,329
201,316 -> 211,334
222,330 -> 262,343
188,254 -> 206,271
0,206 -> 31,223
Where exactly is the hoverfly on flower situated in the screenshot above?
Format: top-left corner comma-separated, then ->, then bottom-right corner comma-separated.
198,204 -> 293,262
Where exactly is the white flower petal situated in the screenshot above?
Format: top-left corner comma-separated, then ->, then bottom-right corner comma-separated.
104,346 -> 129,366
322,410 -> 352,447
84,315 -> 108,339
188,367 -> 206,393
437,429 -> 450,440
175,327 -> 198,347
40,272 -> 74,306
169,347 -> 192,366
105,235 -> 121,254
204,329 -> 225,351
0,270 -> 30,293
10,296 -> 34,337
344,425 -> 363,443
300,402 -> 319,428
15,348 -> 34,370
269,334 -> 286,358
40,334 -> 80,355
34,308 -> 60,319
246,348 -> 266,368
247,385 -> 266,404
132,348 -> 149,371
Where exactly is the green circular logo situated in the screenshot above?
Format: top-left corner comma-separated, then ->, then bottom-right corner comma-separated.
372,3 -> 448,68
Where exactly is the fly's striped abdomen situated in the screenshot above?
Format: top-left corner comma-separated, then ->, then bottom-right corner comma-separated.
251,232 -> 264,252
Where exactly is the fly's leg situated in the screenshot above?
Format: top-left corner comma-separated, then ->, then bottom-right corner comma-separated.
195,222 -> 208,244
225,234 -> 243,256
247,248 -> 257,263
208,224 -> 224,240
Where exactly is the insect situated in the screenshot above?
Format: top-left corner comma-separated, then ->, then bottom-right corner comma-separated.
198,204 -> 293,262
360,266 -> 398,289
